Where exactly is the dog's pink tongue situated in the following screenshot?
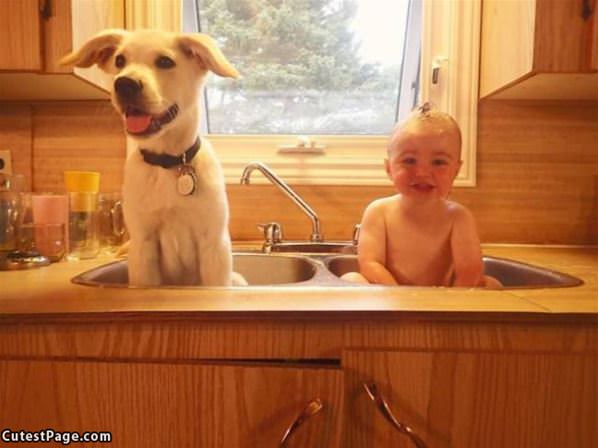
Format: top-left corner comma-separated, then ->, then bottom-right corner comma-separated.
125,114 -> 152,134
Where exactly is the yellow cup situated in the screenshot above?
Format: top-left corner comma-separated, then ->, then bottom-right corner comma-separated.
64,171 -> 100,193
69,191 -> 97,212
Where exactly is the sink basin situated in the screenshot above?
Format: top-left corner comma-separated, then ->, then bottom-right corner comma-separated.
233,253 -> 318,285
324,255 -> 583,289
72,253 -> 319,287
73,252 -> 583,289
268,241 -> 357,254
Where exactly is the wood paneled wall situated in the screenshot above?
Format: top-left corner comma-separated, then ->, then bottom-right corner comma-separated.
1,100 -> 597,244
32,102 -> 124,192
0,103 -> 33,190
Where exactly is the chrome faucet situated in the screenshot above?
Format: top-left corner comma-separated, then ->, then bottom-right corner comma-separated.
240,161 -> 323,242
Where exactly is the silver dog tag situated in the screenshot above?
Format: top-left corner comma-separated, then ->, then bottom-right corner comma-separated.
177,165 -> 197,196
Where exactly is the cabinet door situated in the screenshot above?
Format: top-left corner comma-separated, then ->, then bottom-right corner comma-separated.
42,0 -> 74,73
0,0 -> 42,70
0,360 -> 343,447
592,6 -> 598,71
343,350 -> 597,448
534,0 -> 593,72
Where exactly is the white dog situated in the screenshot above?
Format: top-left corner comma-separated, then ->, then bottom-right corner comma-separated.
62,29 -> 239,286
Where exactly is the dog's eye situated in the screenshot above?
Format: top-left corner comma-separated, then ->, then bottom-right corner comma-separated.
115,54 -> 126,69
155,56 -> 176,69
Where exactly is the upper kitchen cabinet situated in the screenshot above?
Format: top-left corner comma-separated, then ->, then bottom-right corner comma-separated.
480,0 -> 598,99
0,0 -> 43,71
0,0 -> 124,100
0,0 -> 181,100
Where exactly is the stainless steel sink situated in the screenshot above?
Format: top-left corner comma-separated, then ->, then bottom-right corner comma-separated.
233,253 -> 318,285
72,252 -> 583,289
268,241 -> 357,254
72,253 -> 322,287
324,255 -> 584,289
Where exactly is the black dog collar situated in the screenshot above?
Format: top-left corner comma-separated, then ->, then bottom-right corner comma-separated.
139,137 -> 201,169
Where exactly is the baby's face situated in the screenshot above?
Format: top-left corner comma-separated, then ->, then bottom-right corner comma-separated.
385,121 -> 462,201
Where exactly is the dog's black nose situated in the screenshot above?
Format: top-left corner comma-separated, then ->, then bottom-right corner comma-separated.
114,77 -> 143,99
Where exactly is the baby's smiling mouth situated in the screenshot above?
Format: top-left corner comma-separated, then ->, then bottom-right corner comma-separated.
410,182 -> 436,192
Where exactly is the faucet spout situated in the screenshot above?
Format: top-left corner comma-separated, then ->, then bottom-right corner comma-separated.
240,162 -> 323,242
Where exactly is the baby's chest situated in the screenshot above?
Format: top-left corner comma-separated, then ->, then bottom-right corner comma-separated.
385,224 -> 453,277
388,216 -> 452,249
387,232 -> 451,263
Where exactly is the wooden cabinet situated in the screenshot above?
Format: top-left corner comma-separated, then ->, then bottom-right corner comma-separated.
0,0 -> 124,73
0,0 -> 124,100
0,0 -> 184,100
480,0 -> 598,99
1,317 -> 596,447
343,350 -> 598,447
0,360 -> 343,447
0,0 -> 42,71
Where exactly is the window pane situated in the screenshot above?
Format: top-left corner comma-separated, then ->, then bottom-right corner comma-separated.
191,0 -> 420,135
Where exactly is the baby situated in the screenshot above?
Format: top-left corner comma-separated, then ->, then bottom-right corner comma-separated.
344,104 -> 500,288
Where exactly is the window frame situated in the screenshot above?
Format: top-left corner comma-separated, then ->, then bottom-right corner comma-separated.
184,0 -> 480,187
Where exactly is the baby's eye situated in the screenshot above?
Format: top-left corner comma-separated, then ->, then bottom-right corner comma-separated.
400,157 -> 417,165
432,159 -> 449,166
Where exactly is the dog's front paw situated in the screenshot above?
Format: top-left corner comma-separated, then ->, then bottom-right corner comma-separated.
231,272 -> 248,286
115,240 -> 130,258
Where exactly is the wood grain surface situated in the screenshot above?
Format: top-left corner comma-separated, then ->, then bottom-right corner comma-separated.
1,317 -> 596,361
534,0 -> 591,72
42,0 -> 73,74
0,359 -> 343,448
0,103 -> 33,189
1,100 -> 597,244
480,0 -> 535,97
343,349 -> 598,447
32,102 -> 125,192
0,0 -> 41,71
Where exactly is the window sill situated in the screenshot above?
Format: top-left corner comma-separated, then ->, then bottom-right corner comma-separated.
211,134 -> 475,186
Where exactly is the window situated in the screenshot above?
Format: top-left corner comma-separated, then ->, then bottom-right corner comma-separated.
183,0 -> 479,186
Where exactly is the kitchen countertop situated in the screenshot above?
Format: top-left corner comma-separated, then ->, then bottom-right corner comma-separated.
0,245 -> 596,316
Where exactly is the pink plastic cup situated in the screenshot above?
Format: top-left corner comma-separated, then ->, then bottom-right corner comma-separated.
31,194 -> 69,253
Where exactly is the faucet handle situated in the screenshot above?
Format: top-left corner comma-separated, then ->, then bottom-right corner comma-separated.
257,222 -> 283,244
352,224 -> 361,246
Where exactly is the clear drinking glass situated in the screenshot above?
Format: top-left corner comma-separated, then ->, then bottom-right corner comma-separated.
63,171 -> 101,260
98,193 -> 126,254
0,174 -> 26,253
67,191 -> 99,260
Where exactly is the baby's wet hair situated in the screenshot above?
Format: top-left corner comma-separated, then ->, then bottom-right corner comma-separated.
417,101 -> 433,115
387,102 -> 462,155
410,102 -> 460,136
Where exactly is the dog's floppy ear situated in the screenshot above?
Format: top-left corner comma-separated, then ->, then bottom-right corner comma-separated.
60,29 -> 128,70
178,33 -> 239,78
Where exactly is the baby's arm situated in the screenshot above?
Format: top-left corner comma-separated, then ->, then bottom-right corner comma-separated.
358,200 -> 399,286
450,204 -> 484,287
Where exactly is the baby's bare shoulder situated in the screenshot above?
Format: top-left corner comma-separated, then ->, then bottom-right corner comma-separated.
364,195 -> 399,213
445,200 -> 476,225
371,194 -> 400,208
446,200 -> 471,215
362,195 -> 399,227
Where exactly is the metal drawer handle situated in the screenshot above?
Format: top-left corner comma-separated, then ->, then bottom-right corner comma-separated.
279,398 -> 324,447
363,382 -> 427,448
